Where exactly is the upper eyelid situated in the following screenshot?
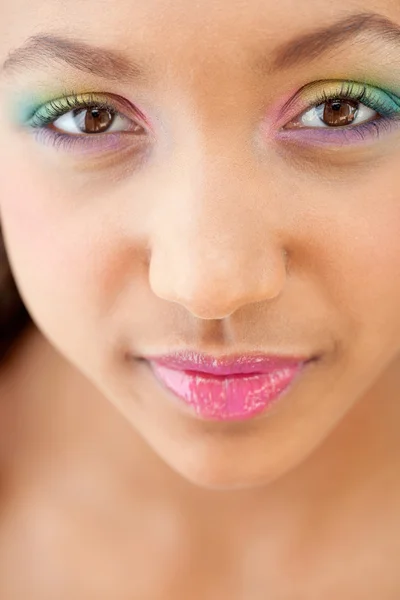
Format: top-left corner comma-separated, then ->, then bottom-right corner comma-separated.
26,91 -> 150,128
29,94 -> 123,119
280,80 -> 369,114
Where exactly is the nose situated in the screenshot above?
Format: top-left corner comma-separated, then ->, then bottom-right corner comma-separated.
148,149 -> 288,320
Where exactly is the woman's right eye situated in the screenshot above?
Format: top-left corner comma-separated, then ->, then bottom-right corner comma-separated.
23,93 -> 152,155
49,106 -> 145,135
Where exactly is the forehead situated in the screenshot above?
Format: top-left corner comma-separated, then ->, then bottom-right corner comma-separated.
1,0 -> 399,63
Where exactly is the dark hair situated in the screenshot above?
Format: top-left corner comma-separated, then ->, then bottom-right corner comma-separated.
0,225 -> 32,362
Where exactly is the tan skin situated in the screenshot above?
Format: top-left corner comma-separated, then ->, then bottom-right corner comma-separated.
1,0 -> 400,596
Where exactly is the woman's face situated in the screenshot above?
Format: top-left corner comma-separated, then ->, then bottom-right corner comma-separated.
1,0 -> 400,489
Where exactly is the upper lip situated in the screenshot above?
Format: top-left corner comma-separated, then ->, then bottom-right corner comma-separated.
143,350 -> 316,376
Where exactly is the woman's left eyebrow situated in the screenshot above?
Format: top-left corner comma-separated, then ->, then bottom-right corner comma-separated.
264,12 -> 400,73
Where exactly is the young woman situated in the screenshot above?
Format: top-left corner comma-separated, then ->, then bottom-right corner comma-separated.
1,0 -> 400,597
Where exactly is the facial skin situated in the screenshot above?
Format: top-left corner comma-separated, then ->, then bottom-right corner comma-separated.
1,0 -> 400,494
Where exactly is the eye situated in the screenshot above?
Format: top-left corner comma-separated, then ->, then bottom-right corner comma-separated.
286,98 -> 379,130
49,106 -> 144,135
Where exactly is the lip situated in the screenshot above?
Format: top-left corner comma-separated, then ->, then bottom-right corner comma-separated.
142,351 -> 317,422
143,350 -> 314,376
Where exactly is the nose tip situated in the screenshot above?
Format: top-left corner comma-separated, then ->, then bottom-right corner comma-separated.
149,248 -> 287,320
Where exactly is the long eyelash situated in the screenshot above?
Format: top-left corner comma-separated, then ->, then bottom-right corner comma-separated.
343,117 -> 394,141
281,80 -> 400,122
28,92 -> 119,128
311,82 -> 385,114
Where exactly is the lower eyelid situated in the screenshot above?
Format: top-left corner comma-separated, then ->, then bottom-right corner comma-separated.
274,117 -> 400,147
31,128 -> 146,156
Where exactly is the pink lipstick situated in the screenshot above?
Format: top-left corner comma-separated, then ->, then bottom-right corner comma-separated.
145,351 -> 315,421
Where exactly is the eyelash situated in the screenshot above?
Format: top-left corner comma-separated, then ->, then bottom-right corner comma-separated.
27,81 -> 400,153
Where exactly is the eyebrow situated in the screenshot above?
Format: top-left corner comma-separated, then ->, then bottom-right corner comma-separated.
1,33 -> 147,82
269,12 -> 400,70
1,12 -> 400,83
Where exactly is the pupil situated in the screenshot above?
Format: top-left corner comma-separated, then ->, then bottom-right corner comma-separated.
323,99 -> 358,127
75,107 -> 114,133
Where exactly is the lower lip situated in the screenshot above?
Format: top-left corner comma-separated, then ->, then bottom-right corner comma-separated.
147,360 -> 310,421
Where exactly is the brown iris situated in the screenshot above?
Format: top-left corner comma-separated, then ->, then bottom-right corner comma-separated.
75,107 -> 114,133
322,99 -> 359,127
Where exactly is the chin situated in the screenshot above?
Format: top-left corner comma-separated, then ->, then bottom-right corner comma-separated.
164,456 -> 291,491
141,431 -> 302,491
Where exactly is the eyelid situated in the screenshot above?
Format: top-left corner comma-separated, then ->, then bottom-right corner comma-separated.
25,90 -> 152,131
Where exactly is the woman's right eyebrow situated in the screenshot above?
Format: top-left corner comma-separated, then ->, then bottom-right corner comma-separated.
1,33 -> 149,83
1,11 -> 400,83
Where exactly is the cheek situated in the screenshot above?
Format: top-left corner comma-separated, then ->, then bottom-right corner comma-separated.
306,172 -> 400,363
0,171 -> 124,364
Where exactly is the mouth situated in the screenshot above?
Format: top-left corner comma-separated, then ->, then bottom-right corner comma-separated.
138,350 -> 319,422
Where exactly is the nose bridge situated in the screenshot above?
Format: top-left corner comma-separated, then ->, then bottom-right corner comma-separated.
169,119 -> 271,247
185,141 -> 264,263
148,122 -> 287,320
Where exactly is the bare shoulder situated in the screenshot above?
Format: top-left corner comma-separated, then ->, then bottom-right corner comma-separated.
0,326 -> 55,475
0,324 -> 47,403
0,483 -> 199,600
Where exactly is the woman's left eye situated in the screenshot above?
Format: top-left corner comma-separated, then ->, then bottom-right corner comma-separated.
49,106 -> 143,135
287,99 -> 378,129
